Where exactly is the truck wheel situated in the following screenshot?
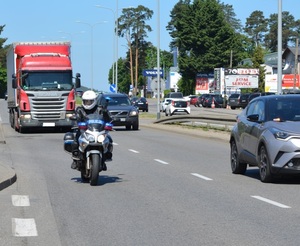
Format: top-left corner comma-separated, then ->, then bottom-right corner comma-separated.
90,154 -> 100,186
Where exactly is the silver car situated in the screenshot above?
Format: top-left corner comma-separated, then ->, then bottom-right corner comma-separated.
230,94 -> 300,182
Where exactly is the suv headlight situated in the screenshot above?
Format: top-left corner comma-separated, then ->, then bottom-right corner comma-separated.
130,110 -> 138,116
270,128 -> 291,140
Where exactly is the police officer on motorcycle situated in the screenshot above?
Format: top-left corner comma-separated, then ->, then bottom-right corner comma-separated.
71,90 -> 113,170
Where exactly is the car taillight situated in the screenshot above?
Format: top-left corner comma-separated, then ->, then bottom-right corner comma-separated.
172,101 -> 175,106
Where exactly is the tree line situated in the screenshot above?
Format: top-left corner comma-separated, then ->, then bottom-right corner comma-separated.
1,0 -> 300,96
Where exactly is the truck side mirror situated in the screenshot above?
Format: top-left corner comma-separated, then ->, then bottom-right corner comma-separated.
75,73 -> 81,88
12,74 -> 17,89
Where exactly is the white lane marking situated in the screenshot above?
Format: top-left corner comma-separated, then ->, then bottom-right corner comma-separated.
251,196 -> 291,208
12,218 -> 38,237
113,142 -> 118,145
154,159 -> 169,165
191,173 -> 213,181
128,149 -> 139,153
11,195 -> 30,207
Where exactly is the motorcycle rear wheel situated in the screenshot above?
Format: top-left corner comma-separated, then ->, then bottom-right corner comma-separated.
90,154 -> 100,186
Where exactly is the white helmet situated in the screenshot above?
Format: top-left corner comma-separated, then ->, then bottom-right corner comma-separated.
82,90 -> 97,110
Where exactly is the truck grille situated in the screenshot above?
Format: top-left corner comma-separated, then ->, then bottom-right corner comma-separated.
29,97 -> 67,120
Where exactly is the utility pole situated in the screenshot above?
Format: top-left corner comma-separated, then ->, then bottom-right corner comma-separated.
293,38 -> 299,90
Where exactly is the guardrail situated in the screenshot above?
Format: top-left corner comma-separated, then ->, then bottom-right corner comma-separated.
153,115 -> 237,130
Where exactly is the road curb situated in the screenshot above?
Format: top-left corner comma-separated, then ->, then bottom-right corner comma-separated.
0,164 -> 17,191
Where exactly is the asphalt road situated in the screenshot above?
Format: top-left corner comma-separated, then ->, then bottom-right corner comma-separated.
1,99 -> 300,246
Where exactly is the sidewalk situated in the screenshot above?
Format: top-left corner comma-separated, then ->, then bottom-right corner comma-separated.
0,123 -> 17,191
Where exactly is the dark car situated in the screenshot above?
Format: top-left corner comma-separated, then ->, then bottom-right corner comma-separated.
98,93 -> 139,130
239,93 -> 250,109
227,93 -> 241,109
230,94 -> 300,183
132,97 -> 148,112
197,94 -> 210,107
202,94 -> 224,108
248,92 -> 275,102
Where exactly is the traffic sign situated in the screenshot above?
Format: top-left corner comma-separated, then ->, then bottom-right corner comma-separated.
109,84 -> 116,93
151,78 -> 165,91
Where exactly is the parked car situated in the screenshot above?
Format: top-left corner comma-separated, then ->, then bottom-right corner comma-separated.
165,92 -> 184,99
160,98 -> 172,112
189,95 -> 199,107
132,97 -> 148,112
230,94 -> 300,183
239,93 -> 250,109
227,93 -> 241,109
97,93 -> 139,130
202,94 -> 224,108
197,94 -> 210,107
248,92 -> 275,102
165,99 -> 191,116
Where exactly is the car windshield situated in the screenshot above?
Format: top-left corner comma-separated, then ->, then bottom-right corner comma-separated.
267,97 -> 300,122
108,97 -> 131,106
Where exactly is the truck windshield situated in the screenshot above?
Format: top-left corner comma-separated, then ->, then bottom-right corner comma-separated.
21,71 -> 73,91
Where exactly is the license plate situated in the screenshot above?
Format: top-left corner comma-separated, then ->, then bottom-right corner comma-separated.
120,118 -> 126,121
177,109 -> 184,111
43,122 -> 55,127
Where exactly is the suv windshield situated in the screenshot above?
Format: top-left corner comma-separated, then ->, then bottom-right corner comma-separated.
102,96 -> 131,106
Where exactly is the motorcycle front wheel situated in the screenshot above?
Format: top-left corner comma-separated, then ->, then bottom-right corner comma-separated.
90,154 -> 100,186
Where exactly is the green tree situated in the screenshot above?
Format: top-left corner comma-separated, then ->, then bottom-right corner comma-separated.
167,0 -> 243,95
0,25 -> 8,97
220,3 -> 242,33
264,11 -> 299,52
244,11 -> 268,48
252,45 -> 266,92
118,5 -> 153,95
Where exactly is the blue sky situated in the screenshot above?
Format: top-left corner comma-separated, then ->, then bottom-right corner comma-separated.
2,0 -> 300,92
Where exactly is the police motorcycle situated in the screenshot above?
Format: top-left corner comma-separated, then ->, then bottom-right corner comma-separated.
64,106 -> 113,186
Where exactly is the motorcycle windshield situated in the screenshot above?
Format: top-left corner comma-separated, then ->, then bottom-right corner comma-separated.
86,114 -> 105,132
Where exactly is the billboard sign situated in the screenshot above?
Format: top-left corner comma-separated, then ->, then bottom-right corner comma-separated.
225,68 -> 259,88
143,69 -> 163,77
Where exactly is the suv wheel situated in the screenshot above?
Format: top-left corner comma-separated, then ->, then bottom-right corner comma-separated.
132,121 -> 139,130
230,140 -> 247,174
259,145 -> 273,183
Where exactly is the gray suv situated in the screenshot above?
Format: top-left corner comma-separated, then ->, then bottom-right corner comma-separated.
98,93 -> 139,130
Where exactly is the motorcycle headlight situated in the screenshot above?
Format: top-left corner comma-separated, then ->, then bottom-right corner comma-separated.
97,134 -> 105,143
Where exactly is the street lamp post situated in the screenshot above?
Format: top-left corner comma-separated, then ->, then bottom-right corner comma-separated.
95,4 -> 118,93
156,0 -> 161,120
76,21 -> 106,90
277,0 -> 282,94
